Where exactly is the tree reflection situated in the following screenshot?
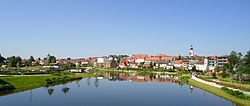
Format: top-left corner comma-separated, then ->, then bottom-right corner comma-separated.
87,78 -> 91,86
62,87 -> 70,95
76,80 -> 80,88
48,88 -> 54,96
94,78 -> 99,88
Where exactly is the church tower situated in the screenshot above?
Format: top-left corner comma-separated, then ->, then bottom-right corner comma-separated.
189,45 -> 194,57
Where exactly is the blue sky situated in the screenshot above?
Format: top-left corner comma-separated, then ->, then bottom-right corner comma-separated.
0,0 -> 249,59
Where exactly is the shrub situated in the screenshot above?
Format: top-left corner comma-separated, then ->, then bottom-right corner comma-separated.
221,87 -> 250,100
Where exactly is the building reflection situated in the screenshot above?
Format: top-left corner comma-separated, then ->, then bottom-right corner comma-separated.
102,72 -> 181,84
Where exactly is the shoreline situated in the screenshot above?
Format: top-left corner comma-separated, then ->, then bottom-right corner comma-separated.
188,79 -> 250,106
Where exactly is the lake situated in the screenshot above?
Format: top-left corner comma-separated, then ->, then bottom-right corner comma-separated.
0,73 -> 236,106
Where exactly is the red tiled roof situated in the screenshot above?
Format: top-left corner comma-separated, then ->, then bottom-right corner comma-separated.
131,54 -> 147,59
145,56 -> 160,61
156,54 -> 168,57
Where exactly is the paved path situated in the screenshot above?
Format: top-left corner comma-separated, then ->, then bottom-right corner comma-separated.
191,75 -> 250,95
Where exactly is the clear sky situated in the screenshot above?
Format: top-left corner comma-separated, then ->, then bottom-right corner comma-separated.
0,0 -> 249,59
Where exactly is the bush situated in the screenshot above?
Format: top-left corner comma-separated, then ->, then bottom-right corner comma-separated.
45,75 -> 82,85
212,73 -> 217,78
0,84 -> 15,90
0,79 -> 15,91
221,87 -> 250,100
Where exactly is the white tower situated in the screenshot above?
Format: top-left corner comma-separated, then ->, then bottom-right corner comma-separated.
189,45 -> 194,57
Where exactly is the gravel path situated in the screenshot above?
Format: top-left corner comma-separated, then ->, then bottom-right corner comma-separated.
191,75 -> 250,95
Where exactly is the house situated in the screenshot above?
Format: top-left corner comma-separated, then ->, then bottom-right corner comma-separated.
129,54 -> 147,63
173,60 -> 189,69
217,56 -> 228,67
97,57 -> 108,63
207,56 -> 217,70
155,61 -> 173,70
194,59 -> 207,71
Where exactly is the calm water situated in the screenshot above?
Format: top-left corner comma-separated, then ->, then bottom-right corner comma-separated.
0,73 -> 236,106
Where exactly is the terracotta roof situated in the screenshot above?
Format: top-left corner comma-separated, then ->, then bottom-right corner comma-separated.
131,54 -> 147,59
208,56 -> 217,60
156,54 -> 168,57
161,56 -> 174,61
145,56 -> 160,61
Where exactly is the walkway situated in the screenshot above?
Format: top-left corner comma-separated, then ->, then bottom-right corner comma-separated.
191,75 -> 250,95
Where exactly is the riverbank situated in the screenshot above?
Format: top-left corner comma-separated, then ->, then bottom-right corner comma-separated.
0,73 -> 95,96
188,79 -> 250,106
199,75 -> 250,92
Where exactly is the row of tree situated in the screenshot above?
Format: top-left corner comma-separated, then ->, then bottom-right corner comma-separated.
227,50 -> 250,74
0,54 -> 57,67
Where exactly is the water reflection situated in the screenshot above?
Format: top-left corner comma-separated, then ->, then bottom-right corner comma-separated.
62,87 -> 70,95
189,85 -> 193,93
87,78 -> 91,86
94,78 -> 99,88
0,72 -> 237,106
102,72 -> 181,84
47,88 -> 54,96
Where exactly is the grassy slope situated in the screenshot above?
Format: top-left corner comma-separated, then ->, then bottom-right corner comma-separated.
0,76 -> 51,92
0,74 -> 94,94
188,79 -> 250,106
199,75 -> 250,92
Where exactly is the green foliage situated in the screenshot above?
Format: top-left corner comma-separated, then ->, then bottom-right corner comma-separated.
7,56 -> 22,67
44,54 -> 56,65
45,75 -> 82,85
236,64 -> 250,74
179,76 -> 190,84
28,56 -> 35,66
191,66 -> 197,72
221,87 -> 250,100
0,54 -> 6,64
212,72 -> 217,78
61,62 -> 76,70
0,84 -> 15,91
244,50 -> 250,65
228,51 -> 242,71
0,79 -> 15,91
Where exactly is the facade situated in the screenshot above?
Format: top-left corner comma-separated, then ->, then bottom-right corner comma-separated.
217,56 -> 228,67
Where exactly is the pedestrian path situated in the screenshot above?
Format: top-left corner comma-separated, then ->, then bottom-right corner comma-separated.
191,75 -> 250,95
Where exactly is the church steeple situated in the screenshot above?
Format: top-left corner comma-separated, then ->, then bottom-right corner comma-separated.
189,45 -> 194,57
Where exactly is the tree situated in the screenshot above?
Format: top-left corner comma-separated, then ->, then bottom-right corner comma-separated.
0,54 -> 6,64
244,50 -> 250,65
61,62 -> 76,70
228,51 -> 241,71
7,56 -> 22,67
149,62 -> 154,69
178,55 -> 182,60
44,54 -> 56,65
28,56 -> 35,66
191,66 -> 197,72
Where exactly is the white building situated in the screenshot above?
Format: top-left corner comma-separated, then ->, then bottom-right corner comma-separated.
189,45 -> 195,57
97,57 -> 107,63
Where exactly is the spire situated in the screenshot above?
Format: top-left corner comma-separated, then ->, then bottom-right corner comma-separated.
190,45 -> 193,50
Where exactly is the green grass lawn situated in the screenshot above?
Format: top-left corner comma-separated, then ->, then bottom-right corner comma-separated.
188,79 -> 250,106
0,76 -> 51,92
0,74 -> 95,95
